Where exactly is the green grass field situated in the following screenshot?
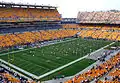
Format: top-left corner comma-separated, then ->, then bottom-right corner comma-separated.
0,38 -> 112,78
0,38 -> 72,54
109,42 -> 120,47
41,59 -> 95,81
105,42 -> 120,49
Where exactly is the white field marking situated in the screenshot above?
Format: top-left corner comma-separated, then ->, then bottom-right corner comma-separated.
0,59 -> 38,78
16,56 -> 49,70
0,38 -> 77,57
1,64 -> 31,80
0,41 -> 115,79
36,42 -> 115,79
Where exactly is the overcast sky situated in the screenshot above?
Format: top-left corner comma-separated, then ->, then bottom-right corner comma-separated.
1,0 -> 120,18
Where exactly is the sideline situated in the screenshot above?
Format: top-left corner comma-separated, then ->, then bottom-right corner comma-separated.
0,38 -> 77,56
0,42 -> 115,79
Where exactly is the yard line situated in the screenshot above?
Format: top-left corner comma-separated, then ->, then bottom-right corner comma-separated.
36,42 -> 115,79
27,65 -> 49,76
0,38 -> 77,56
0,40 -> 115,80
34,55 -> 63,66
15,56 -> 49,70
0,59 -> 39,79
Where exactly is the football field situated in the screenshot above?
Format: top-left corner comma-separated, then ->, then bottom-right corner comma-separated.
0,38 -> 112,78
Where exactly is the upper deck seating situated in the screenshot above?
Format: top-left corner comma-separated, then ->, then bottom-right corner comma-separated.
0,7 -> 61,22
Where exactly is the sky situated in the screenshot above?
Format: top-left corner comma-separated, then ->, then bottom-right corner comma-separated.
0,0 -> 120,18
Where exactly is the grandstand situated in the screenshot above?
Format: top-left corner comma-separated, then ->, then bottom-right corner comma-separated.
63,11 -> 120,83
0,2 -> 61,34
0,2 -> 119,83
62,11 -> 120,41
0,2 -> 61,22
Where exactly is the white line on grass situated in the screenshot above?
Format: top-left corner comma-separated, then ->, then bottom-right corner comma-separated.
1,64 -> 31,80
0,59 -> 38,78
36,42 -> 115,79
0,38 -> 77,56
0,41 -> 115,80
17,56 -> 49,70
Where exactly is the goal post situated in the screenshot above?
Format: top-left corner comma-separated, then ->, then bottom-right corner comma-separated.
8,48 -> 14,66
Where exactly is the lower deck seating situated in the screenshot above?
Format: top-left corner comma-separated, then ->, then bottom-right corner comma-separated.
0,29 -> 79,48
65,53 -> 120,83
0,28 -> 119,48
0,73 -> 20,83
0,67 -> 36,83
97,66 -> 120,83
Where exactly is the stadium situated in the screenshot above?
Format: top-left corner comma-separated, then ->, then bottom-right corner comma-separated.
0,1 -> 120,83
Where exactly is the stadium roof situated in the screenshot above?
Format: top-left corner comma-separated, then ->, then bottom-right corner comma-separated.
0,2 -> 57,9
